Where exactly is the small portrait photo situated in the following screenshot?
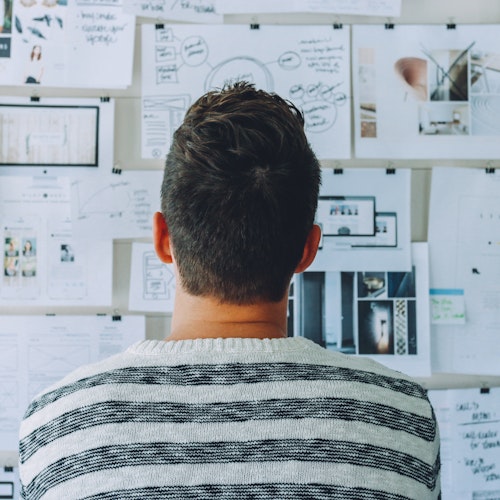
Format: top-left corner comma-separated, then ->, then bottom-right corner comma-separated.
4,236 -> 19,257
4,255 -> 18,277
60,243 -> 75,262
22,238 -> 36,257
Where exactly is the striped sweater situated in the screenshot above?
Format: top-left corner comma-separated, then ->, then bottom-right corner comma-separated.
19,337 -> 440,499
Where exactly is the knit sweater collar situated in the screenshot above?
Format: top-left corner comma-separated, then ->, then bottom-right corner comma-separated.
128,336 -> 317,355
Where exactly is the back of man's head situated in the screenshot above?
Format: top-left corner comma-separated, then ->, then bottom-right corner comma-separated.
161,81 -> 321,304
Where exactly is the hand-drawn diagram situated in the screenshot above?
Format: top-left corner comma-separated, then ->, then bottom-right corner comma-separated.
142,24 -> 351,160
71,170 -> 163,239
129,242 -> 176,312
28,344 -> 91,373
0,344 -> 18,373
143,250 -> 175,300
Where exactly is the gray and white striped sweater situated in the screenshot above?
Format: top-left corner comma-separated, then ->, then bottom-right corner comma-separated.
19,337 -> 440,499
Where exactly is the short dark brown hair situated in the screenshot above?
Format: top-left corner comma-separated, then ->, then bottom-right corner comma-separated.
161,81 -> 321,304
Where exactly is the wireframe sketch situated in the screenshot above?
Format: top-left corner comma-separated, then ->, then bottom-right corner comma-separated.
0,343 -> 18,372
0,380 -> 18,409
143,250 -> 175,300
28,344 -> 90,373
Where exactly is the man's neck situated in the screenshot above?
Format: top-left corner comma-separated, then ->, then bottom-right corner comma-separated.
166,289 -> 288,341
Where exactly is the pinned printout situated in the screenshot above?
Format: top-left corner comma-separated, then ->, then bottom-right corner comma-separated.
129,242 -> 176,313
123,0 -> 221,22
429,167 -> 500,374
141,24 -> 351,160
310,167 -> 411,272
0,467 -> 20,498
0,176 -> 112,306
0,0 -> 135,88
216,0 -> 401,17
294,243 -> 431,377
429,388 -> 500,499
353,25 -> 500,159
0,96 -> 114,173
71,169 -> 163,239
0,315 -> 145,451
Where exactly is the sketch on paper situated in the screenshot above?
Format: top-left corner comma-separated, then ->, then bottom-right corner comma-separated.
143,250 -> 174,301
28,344 -> 91,373
0,315 -> 145,451
142,24 -> 351,160
129,242 -> 176,313
71,170 -> 162,239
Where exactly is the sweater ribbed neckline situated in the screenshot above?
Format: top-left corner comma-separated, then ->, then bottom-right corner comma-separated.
128,336 -> 317,355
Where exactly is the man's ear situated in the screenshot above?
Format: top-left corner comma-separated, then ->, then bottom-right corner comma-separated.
153,211 -> 174,264
294,224 -> 321,274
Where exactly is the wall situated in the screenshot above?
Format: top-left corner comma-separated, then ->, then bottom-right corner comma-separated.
2,0 -> 500,466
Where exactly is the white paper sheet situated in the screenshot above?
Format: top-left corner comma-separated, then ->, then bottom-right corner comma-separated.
123,0 -> 221,22
428,167 -> 500,375
71,169 -> 163,239
0,314 -> 145,452
310,168 -> 411,272
353,25 -> 500,159
429,388 -> 500,499
0,0 -> 135,88
0,96 -> 114,173
129,242 -> 176,313
216,0 -> 401,16
0,176 -> 112,306
0,466 -> 19,499
294,243 -> 431,377
141,24 -> 351,160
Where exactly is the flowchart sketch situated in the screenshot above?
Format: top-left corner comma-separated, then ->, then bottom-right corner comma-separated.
71,169 -> 163,239
129,242 -> 176,313
0,0 -> 135,88
429,167 -> 500,375
0,315 -> 145,451
309,167 -> 412,272
353,25 -> 500,159
141,24 -> 351,160
123,0 -> 220,22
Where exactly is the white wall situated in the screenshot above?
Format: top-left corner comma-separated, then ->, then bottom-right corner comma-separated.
2,0 -> 500,465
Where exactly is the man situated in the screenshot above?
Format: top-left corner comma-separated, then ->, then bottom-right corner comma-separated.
19,82 -> 440,499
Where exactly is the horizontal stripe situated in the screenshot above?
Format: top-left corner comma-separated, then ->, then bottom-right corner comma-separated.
20,397 -> 436,462
24,362 -> 427,419
21,377 -> 431,439
24,462 -> 440,500
78,483 -> 416,500
21,417 -> 437,479
24,439 -> 438,499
